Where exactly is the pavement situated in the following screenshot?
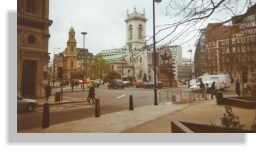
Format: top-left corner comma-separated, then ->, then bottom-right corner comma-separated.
18,85 -> 256,133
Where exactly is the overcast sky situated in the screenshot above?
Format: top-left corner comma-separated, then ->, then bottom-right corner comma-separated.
48,0 -> 198,61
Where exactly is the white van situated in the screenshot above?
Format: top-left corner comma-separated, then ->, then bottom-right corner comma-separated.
198,75 -> 231,90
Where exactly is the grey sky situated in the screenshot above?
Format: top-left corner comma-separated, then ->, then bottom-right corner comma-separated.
48,0 -> 196,62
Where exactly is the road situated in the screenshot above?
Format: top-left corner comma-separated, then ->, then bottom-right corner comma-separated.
17,85 -> 237,131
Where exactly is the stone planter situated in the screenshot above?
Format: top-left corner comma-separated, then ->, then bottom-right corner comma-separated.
171,120 -> 253,133
222,97 -> 256,109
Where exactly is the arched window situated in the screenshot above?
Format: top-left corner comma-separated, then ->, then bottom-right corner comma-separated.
128,70 -> 130,74
140,57 -> 142,63
138,24 -> 143,39
129,25 -> 133,39
139,70 -> 142,78
71,46 -> 73,52
26,0 -> 37,15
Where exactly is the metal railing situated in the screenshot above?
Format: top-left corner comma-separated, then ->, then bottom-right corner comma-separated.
159,88 -> 207,104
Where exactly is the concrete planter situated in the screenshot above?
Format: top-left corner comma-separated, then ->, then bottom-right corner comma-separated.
223,97 -> 256,109
171,120 -> 253,133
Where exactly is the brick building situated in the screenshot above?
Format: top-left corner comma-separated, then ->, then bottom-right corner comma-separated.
194,4 -> 256,83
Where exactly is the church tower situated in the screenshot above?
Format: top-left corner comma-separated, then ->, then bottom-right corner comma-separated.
62,25 -> 78,80
125,7 -> 148,80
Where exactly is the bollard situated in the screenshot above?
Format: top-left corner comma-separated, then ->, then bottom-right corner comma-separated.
42,103 -> 50,128
216,91 -> 224,105
129,95 -> 133,110
95,99 -> 100,117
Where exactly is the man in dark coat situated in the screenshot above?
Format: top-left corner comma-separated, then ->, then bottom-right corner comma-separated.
235,79 -> 240,96
44,84 -> 51,101
199,80 -> 205,98
211,81 -> 216,99
88,85 -> 96,104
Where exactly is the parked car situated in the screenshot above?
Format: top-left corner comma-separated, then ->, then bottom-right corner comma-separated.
17,95 -> 38,112
79,80 -> 83,84
87,80 -> 100,88
70,79 -> 79,87
143,81 -> 163,89
83,78 -> 91,84
123,81 -> 132,87
189,82 -> 200,91
135,80 -> 146,88
107,79 -> 124,89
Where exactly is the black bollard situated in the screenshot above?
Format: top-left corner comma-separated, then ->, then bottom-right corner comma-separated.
129,95 -> 133,110
216,91 -> 223,105
95,99 -> 100,117
42,103 -> 50,128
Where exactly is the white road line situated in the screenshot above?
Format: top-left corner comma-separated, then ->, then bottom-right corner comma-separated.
36,106 -> 92,113
116,95 -> 126,99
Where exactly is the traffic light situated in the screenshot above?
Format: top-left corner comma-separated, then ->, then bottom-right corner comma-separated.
243,66 -> 248,83
57,67 -> 63,79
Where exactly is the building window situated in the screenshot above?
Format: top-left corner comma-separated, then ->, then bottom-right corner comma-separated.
71,46 -> 73,52
138,25 -> 143,39
140,57 -> 142,63
26,0 -> 37,15
129,25 -> 133,39
227,48 -> 230,53
237,38 -> 240,43
237,47 -> 240,52
222,41 -> 225,45
232,47 -> 236,53
247,37 -> 250,42
238,55 -> 240,61
232,39 -> 236,44
226,40 -> 229,45
71,62 -> 73,68
223,57 -> 226,62
247,46 -> 250,52
241,38 -> 245,43
128,70 -> 130,74
241,46 -> 246,52
208,55 -> 211,59
139,70 -> 142,78
222,49 -> 226,54
27,35 -> 36,44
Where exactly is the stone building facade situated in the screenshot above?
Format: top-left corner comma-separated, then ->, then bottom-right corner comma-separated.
17,0 -> 52,97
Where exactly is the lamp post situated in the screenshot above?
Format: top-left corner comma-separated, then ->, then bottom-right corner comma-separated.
53,47 -> 60,86
153,0 -> 161,105
81,32 -> 87,91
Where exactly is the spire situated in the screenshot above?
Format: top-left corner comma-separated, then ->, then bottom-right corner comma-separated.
127,9 -> 129,15
134,6 -> 136,13
143,8 -> 145,14
69,22 -> 75,32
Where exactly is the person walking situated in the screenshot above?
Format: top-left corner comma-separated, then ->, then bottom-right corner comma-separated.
88,85 -> 96,104
235,79 -> 240,96
44,84 -> 51,101
211,81 -> 216,99
199,80 -> 205,98
71,81 -> 74,91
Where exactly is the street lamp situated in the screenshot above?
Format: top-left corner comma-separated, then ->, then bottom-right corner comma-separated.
153,0 -> 161,105
81,32 -> 87,91
53,47 -> 60,87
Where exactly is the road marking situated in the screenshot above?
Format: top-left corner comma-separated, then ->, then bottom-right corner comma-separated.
116,95 -> 126,99
36,106 -> 92,113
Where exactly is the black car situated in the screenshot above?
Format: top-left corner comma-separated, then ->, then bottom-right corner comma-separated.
143,81 -> 163,89
107,79 -> 124,89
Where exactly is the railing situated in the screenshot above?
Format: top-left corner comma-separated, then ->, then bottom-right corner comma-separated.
159,88 -> 207,104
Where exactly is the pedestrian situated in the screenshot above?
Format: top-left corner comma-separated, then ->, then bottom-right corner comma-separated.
235,79 -> 240,97
88,85 -> 96,104
71,81 -> 74,91
211,81 -> 216,99
44,84 -> 51,101
199,80 -> 205,98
